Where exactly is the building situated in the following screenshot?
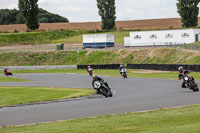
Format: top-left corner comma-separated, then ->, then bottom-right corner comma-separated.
83,34 -> 114,48
124,29 -> 200,47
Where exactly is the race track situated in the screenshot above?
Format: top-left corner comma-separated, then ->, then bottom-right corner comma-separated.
0,73 -> 200,127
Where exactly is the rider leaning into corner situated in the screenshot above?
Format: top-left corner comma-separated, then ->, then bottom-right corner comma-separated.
121,67 -> 127,73
92,74 -> 103,94
92,74 -> 103,82
119,63 -> 125,75
92,74 -> 110,93
178,66 -> 194,88
87,66 -> 92,71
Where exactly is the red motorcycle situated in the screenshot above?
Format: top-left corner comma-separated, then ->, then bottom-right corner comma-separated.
87,67 -> 93,76
4,69 -> 13,76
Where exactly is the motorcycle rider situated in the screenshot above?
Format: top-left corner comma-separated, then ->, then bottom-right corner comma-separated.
4,68 -> 12,76
87,66 -> 90,71
121,67 -> 126,73
178,66 -> 194,88
87,66 -> 93,76
4,69 -> 8,75
92,74 -> 104,84
92,74 -> 110,94
119,64 -> 125,76
121,67 -> 127,78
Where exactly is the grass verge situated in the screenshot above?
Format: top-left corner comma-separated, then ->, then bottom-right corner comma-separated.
6,69 -> 200,81
0,30 -> 129,46
0,76 -> 27,82
0,86 -> 94,107
0,30 -> 87,46
1,105 -> 200,133
1,49 -> 200,66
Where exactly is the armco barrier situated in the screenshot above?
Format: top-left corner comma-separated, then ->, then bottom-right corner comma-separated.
0,65 -> 77,71
77,64 -> 120,70
127,64 -> 200,72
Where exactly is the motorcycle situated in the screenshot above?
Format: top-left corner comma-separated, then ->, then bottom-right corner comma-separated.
120,68 -> 127,79
4,69 -> 13,76
92,80 -> 113,97
87,68 -> 93,76
122,72 -> 127,79
183,75 -> 199,92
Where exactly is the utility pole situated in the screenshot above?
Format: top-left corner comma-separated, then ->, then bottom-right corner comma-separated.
77,50 -> 79,64
176,47 -> 180,64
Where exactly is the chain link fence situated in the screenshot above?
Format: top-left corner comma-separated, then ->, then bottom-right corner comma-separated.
0,44 -> 126,53
0,43 -> 200,53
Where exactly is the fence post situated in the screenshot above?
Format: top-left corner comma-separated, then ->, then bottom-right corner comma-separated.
176,47 -> 180,64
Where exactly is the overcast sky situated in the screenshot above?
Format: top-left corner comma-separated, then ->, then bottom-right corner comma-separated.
0,0 -> 198,22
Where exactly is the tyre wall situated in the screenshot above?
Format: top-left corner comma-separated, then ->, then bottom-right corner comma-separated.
77,64 -> 120,70
127,64 -> 200,72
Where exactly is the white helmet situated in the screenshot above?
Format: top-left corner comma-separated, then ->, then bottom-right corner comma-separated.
178,66 -> 184,71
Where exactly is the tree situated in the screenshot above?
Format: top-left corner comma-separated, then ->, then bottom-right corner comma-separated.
177,0 -> 200,27
0,9 -> 21,25
18,0 -> 39,30
97,0 -> 116,30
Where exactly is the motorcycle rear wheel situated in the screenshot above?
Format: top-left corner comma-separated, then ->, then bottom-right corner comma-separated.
99,88 -> 112,97
99,88 -> 109,97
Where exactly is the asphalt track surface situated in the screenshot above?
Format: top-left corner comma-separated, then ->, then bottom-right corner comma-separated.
0,73 -> 200,127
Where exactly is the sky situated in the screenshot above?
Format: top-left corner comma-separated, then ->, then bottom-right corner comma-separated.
0,0 -> 195,22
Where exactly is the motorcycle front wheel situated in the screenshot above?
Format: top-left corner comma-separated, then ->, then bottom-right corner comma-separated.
190,86 -> 199,92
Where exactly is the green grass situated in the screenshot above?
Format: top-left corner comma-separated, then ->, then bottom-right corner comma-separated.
0,76 -> 27,82
0,30 -> 129,46
0,51 -> 87,66
42,31 -> 129,45
4,69 -> 200,81
1,105 -> 200,133
9,69 -> 88,74
1,48 -> 200,66
0,30 -> 88,46
0,28 -> 200,48
0,86 -> 94,107
104,31 -> 130,44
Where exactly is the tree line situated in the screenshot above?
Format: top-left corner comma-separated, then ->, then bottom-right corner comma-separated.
0,8 -> 69,25
1,0 -> 200,31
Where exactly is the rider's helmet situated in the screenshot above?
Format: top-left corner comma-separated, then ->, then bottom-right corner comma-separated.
87,66 -> 91,70
178,66 -> 184,72
92,74 -> 97,79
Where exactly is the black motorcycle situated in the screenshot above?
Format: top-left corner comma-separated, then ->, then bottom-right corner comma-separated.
183,75 -> 199,92
92,80 -> 113,97
122,72 -> 127,79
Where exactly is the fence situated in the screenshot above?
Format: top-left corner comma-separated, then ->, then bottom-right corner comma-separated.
77,64 -> 120,70
127,64 -> 200,72
179,43 -> 200,51
0,44 -> 126,53
1,43 -> 200,53
1,64 -> 199,71
0,64 -> 120,71
0,44 -> 84,53
0,65 -> 77,71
